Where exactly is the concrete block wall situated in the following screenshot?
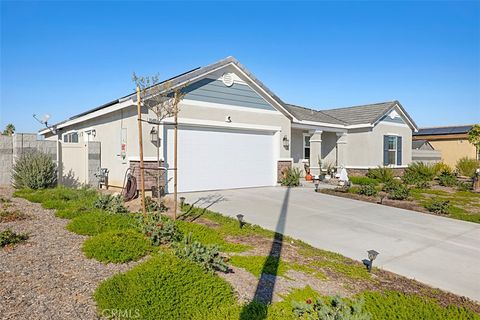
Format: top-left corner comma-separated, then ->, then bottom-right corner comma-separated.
0,133 -> 58,185
0,136 -> 13,185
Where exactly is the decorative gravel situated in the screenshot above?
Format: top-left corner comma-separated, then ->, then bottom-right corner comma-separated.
0,186 -> 142,320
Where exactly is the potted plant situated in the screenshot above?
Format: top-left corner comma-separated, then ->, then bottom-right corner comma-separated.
318,157 -> 326,181
304,162 -> 313,181
323,161 -> 335,181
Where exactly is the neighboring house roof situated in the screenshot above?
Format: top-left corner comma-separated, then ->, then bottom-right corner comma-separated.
284,104 -> 347,125
412,140 -> 434,150
414,125 -> 474,136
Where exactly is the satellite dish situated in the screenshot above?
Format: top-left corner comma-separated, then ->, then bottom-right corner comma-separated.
33,113 -> 57,134
41,114 -> 50,124
33,113 -> 50,125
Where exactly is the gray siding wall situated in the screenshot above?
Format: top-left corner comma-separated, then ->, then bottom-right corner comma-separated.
184,78 -> 275,111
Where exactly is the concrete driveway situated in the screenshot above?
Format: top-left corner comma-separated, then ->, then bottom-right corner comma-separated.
181,186 -> 480,301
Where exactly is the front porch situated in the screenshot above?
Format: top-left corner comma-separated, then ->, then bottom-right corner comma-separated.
291,124 -> 347,176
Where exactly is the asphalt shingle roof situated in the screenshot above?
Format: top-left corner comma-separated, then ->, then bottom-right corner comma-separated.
321,101 -> 397,126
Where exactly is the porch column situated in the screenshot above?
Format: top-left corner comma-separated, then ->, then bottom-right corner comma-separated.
336,132 -> 347,168
309,130 -> 322,175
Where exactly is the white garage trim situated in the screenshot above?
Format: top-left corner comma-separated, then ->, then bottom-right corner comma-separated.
162,117 -> 282,132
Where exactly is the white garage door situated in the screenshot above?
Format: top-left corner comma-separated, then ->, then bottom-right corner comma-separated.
166,126 -> 276,193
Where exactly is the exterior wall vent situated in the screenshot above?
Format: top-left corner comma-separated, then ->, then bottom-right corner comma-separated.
222,73 -> 234,87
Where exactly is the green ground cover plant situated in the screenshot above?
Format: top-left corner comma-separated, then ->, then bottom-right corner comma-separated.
67,211 -> 137,236
349,176 -> 379,186
14,186 -> 98,219
94,252 -> 239,320
176,219 -> 251,252
229,255 -> 290,278
83,229 -> 150,263
361,291 -> 480,320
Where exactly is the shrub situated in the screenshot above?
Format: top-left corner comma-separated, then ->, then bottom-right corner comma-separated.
386,183 -> 410,200
349,176 -> 379,186
357,184 -> 378,196
438,171 -> 458,187
12,151 -> 57,189
366,166 -> 394,183
456,157 -> 479,178
415,180 -> 431,189
136,212 -> 182,246
457,181 -> 473,192
432,162 -> 452,175
174,232 -> 228,273
424,197 -> 450,214
0,229 -> 28,247
0,210 -> 29,223
83,229 -> 150,263
145,196 -> 167,213
67,211 -> 136,236
93,194 -> 128,214
280,167 -> 301,187
292,295 -> 370,320
94,253 -> 238,320
403,162 -> 436,185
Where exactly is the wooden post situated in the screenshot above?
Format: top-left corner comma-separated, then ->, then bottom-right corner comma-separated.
173,92 -> 178,220
136,86 -> 146,216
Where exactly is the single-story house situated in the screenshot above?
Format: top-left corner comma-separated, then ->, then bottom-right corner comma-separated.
413,125 -> 478,167
40,56 -> 418,193
411,140 -> 442,164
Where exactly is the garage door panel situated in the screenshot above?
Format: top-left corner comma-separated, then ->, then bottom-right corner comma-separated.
166,126 -> 276,192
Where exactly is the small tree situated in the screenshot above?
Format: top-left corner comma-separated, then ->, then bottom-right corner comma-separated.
2,123 -> 15,136
468,124 -> 480,159
132,73 -> 186,217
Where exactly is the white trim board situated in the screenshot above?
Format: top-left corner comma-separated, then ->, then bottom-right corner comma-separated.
162,117 -> 282,132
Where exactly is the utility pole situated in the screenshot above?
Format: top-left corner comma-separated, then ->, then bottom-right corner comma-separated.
173,91 -> 179,220
136,86 -> 146,216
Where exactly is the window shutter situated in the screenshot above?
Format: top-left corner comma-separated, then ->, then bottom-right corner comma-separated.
397,136 -> 402,165
383,135 -> 389,165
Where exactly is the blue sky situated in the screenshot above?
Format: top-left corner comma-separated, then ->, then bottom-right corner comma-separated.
1,1 -> 479,133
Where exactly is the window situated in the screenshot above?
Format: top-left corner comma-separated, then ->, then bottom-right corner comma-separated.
387,136 -> 397,165
384,135 -> 402,166
63,131 -> 79,143
303,133 -> 311,159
